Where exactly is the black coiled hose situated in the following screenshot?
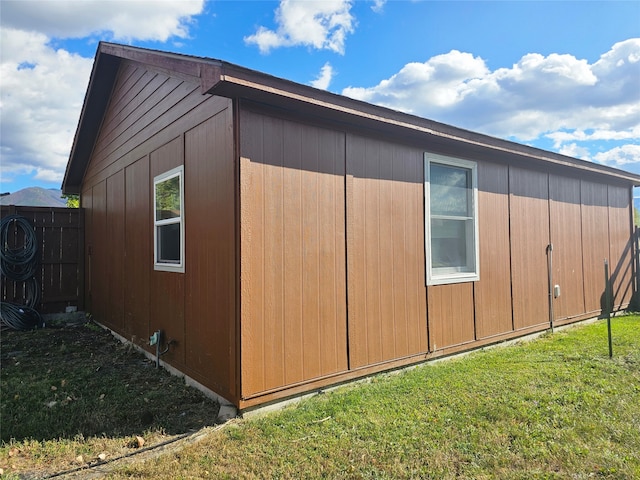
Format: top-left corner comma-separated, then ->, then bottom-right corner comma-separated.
1,214 -> 43,330
0,302 -> 44,330
1,214 -> 38,281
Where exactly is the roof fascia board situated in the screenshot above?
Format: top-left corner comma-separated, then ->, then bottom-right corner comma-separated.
62,48 -> 119,194
205,63 -> 640,186
65,43 -> 640,193
99,42 -> 222,95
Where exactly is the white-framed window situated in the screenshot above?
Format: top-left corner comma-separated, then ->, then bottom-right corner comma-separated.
153,165 -> 184,273
425,153 -> 479,285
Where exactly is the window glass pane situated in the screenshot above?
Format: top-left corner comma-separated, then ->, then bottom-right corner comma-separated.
157,223 -> 181,263
431,218 -> 468,269
430,163 -> 470,216
155,176 -> 181,221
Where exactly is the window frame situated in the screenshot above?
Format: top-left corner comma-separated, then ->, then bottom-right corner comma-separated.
153,165 -> 185,273
424,152 -> 479,285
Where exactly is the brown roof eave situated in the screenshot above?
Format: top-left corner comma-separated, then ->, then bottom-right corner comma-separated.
63,42 -> 640,194
99,42 -> 223,92
62,42 -> 223,195
205,63 -> 640,187
62,47 -> 120,195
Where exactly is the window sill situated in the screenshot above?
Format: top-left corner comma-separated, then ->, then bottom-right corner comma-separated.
154,264 -> 185,273
427,273 -> 479,286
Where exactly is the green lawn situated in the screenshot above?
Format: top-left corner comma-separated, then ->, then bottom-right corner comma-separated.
2,316 -> 639,479
116,316 -> 640,479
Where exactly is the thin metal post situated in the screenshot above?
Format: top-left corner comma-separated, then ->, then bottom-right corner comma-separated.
547,244 -> 554,333
604,259 -> 613,359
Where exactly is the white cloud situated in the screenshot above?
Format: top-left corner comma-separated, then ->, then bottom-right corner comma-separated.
0,1 -> 205,188
1,28 -> 93,185
343,50 -> 488,111
547,126 -> 640,149
343,39 -> 640,170
371,0 -> 386,13
0,0 -> 204,42
558,143 -> 592,161
310,62 -> 334,90
594,144 -> 640,167
244,0 -> 355,54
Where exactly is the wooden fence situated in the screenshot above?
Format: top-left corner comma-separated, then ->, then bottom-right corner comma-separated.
1,206 -> 84,314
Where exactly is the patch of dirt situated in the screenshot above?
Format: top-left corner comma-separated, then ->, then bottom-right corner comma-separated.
0,320 -> 220,478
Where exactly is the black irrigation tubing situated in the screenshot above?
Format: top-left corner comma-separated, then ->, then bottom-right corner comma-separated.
0,214 -> 38,282
0,302 -> 44,331
0,214 -> 43,330
23,275 -> 41,309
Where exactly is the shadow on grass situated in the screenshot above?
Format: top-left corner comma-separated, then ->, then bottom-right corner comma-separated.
0,322 -> 220,444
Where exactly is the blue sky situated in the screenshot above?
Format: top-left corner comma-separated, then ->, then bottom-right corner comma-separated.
1,0 -> 639,193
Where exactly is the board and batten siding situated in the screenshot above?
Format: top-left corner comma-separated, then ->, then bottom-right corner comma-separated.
240,109 -> 348,398
78,59 -> 635,409
607,184 -> 634,309
236,104 -> 635,406
474,162 -> 513,339
509,167 -> 551,331
123,157 -> 150,343
549,175 -> 586,322
81,60 -> 238,403
106,170 -> 125,331
581,181 -> 611,315
149,137 -> 186,369
184,109 -> 237,398
346,134 -> 428,368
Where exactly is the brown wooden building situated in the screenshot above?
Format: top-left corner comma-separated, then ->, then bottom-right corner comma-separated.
63,42 -> 640,410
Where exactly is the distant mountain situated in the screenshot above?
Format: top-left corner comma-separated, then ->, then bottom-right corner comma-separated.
0,187 -> 67,207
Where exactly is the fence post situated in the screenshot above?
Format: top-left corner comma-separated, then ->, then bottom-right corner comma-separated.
635,226 -> 640,311
77,208 -> 85,311
604,259 -> 613,359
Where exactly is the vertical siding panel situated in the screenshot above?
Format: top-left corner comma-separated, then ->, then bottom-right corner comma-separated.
316,129 -> 347,375
239,109 -> 347,397
124,156 -> 150,343
408,156 -> 428,354
608,185 -> 633,309
184,107 -> 236,397
262,117 -> 285,390
91,181 -> 108,327
106,171 -> 125,330
509,167 -> 550,330
392,149 -> 408,357
365,141 -> 382,363
240,111 -> 266,395
82,188 -> 93,314
346,135 -> 368,368
549,175 -> 585,321
346,135 -> 427,367
475,162 -> 512,338
581,181 -> 609,313
301,125 -> 322,380
283,124 -> 304,385
378,143 -> 396,360
149,136 -> 185,368
427,283 -> 474,349
332,132 -> 348,373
